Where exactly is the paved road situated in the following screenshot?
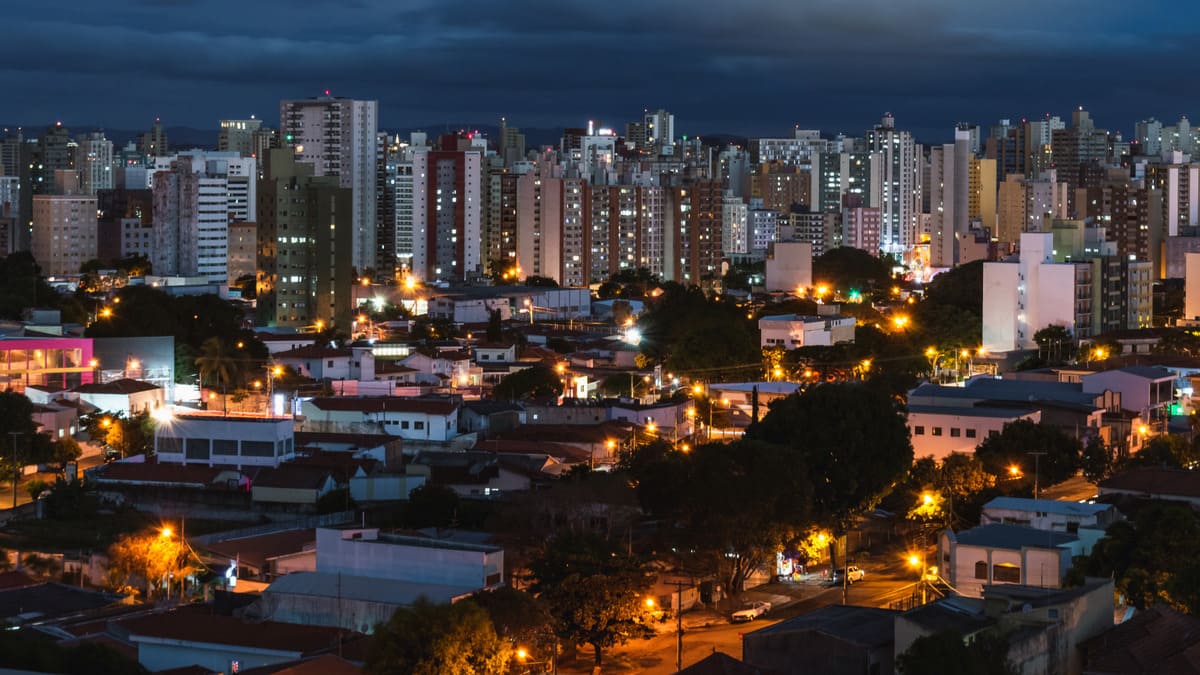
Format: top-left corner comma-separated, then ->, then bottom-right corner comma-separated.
0,450 -> 105,511
557,563 -> 918,673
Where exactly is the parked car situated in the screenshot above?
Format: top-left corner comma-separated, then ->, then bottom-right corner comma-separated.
731,600 -> 772,622
832,565 -> 865,584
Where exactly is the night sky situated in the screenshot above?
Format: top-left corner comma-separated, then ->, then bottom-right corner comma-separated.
3,0 -> 1197,141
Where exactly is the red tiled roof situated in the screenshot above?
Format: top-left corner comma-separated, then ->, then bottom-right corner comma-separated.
253,465 -> 334,490
121,610 -> 346,654
308,396 -> 459,415
239,654 -> 363,675
1100,467 -> 1200,499
1081,605 -> 1200,674
201,529 -> 316,570
473,439 -> 591,463
274,345 -> 352,360
94,462 -> 238,488
491,422 -> 634,445
74,378 -> 161,395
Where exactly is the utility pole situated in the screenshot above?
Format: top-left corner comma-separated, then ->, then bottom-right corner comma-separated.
7,432 -> 20,509
1027,451 -> 1047,499
675,578 -> 685,672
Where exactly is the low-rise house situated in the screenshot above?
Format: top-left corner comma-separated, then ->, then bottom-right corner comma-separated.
1098,466 -> 1200,508
1081,366 -> 1178,417
409,450 -> 541,497
981,497 -> 1120,533
895,578 -> 1114,675
348,464 -> 426,503
273,346 -> 353,381
30,401 -> 79,441
758,311 -> 856,349
197,529 -> 317,582
742,605 -> 899,675
1080,604 -> 1200,675
256,333 -> 318,356
155,415 -> 295,469
938,523 -> 1087,598
119,609 -> 348,673
472,342 -> 517,364
907,406 -> 1041,460
460,400 -> 523,437
73,378 -> 164,415
251,466 -> 338,509
299,396 -> 461,442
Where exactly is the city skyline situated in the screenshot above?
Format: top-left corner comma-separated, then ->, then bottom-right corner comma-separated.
3,0 -> 1199,140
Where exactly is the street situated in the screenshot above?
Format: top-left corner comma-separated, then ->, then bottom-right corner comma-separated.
0,448 -> 106,513
557,559 -> 920,673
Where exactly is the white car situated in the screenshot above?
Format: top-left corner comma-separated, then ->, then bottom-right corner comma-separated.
833,566 -> 865,584
731,600 -> 772,622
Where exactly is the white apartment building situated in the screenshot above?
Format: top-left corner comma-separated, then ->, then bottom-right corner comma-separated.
864,114 -> 922,255
722,192 -> 749,255
983,232 -> 1092,353
74,132 -> 113,195
155,414 -> 295,469
764,241 -> 812,292
280,96 -> 378,272
410,147 -> 481,281
151,153 -> 256,284
749,208 -> 778,252
759,310 -> 855,349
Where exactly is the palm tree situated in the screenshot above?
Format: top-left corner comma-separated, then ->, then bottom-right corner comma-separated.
195,337 -> 239,412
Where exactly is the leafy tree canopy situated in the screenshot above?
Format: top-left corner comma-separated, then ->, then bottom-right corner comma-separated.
974,419 -> 1080,487
744,383 -> 913,525
494,365 -> 564,402
812,247 -> 892,295
367,598 -> 511,675
897,630 -> 1015,675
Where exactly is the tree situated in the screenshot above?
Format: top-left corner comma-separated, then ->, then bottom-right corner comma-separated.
897,630 -> 1015,675
1033,324 -> 1073,362
812,247 -> 891,295
524,275 -> 559,287
1080,436 -> 1113,482
195,336 -> 243,412
470,586 -> 550,650
367,598 -> 511,675
485,309 -> 503,343
745,384 -> 913,531
974,419 -> 1080,487
1067,502 -> 1200,613
0,392 -> 53,479
405,483 -> 461,528
106,529 -> 197,600
49,437 -> 82,473
922,260 -> 985,315
1126,434 -> 1199,470
527,532 -> 655,668
494,365 -> 563,401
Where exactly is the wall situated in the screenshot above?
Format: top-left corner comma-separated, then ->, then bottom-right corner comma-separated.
908,410 -> 1040,461
315,528 -> 503,588
136,640 -> 298,674
349,473 -> 425,502
982,262 -> 1019,352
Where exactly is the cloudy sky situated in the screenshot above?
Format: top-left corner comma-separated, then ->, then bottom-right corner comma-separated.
2,0 -> 1196,141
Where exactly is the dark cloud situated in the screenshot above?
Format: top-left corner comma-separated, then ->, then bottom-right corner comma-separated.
2,0 -> 1198,140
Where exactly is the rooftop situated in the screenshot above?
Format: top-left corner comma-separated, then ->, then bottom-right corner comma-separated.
307,396 -> 459,416
909,378 -> 1102,408
92,462 -> 241,488
1100,467 -> 1200,499
73,378 -> 161,395
709,382 -> 802,396
951,523 -> 1078,550
983,496 -> 1114,518
1080,605 -> 1200,675
199,529 -> 316,570
907,404 -> 1040,419
744,604 -> 899,648
121,609 -> 345,655
678,651 -> 776,675
274,345 -> 352,360
264,571 -> 479,606
900,596 -> 992,635
253,465 -> 334,490
0,583 -> 123,623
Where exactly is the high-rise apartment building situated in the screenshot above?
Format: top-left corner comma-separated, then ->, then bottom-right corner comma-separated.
31,171 -> 97,276
483,168 -> 520,275
218,118 -> 277,158
410,137 -> 481,281
138,119 -> 169,157
722,192 -> 749,255
279,95 -> 378,272
74,132 -> 113,195
256,149 -> 353,327
643,109 -> 675,155
671,180 -> 723,285
1050,109 -> 1109,213
843,207 -> 882,253
151,152 -> 255,283
517,156 -> 563,284
864,114 -> 921,255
